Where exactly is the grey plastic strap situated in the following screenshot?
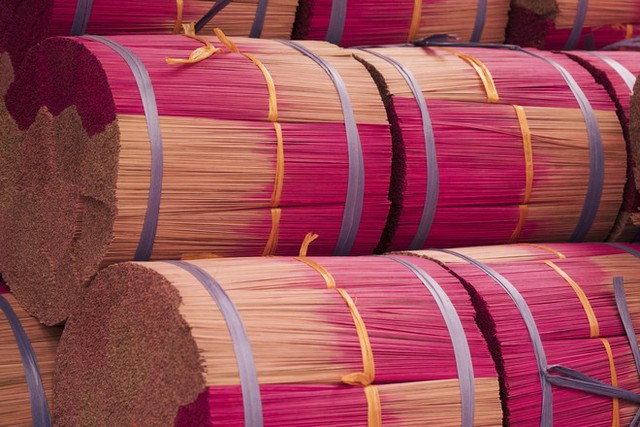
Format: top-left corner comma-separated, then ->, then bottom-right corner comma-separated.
71,0 -> 93,35
613,278 -> 640,377
0,295 -> 51,427
361,49 -> 438,249
564,0 -> 589,50
195,0 -> 235,33
520,50 -> 604,243
168,261 -> 263,427
195,0 -> 268,37
591,53 -> 637,92
603,37 -> 640,51
605,243 -> 640,258
280,40 -> 364,256
326,0 -> 347,45
86,36 -> 164,262
435,248 -> 553,427
386,256 -> 474,427
470,0 -> 487,42
545,365 -> 640,403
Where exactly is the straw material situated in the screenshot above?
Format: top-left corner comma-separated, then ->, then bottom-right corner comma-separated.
563,51 -> 640,241
0,286 -> 61,426
292,0 -> 511,46
355,46 -> 628,250
1,35 -> 392,325
55,255 -> 501,426
508,0 -> 640,49
407,242 -> 640,425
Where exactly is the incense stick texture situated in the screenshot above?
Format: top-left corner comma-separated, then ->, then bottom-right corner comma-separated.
292,0 -> 511,46
355,46 -> 627,251
1,35 -> 392,325
563,51 -> 640,241
0,287 -> 61,426
408,243 -> 640,425
507,0 -> 640,49
54,256 -> 501,426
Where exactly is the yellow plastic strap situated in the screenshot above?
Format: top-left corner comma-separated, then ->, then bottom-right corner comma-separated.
600,338 -> 621,427
166,24 -> 221,64
544,260 -> 600,338
441,48 -> 499,103
407,0 -> 423,42
627,24 -> 634,40
213,28 -> 285,255
510,105 -> 534,243
173,0 -> 184,34
295,234 -> 375,386
365,385 -> 383,427
522,244 -> 567,259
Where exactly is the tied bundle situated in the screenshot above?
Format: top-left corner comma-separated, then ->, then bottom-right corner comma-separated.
507,0 -> 640,50
0,285 -> 61,426
354,45 -> 629,251
0,34 -> 393,325
54,252 -> 502,426
562,51 -> 640,241
410,242 -> 640,425
291,0 -> 511,46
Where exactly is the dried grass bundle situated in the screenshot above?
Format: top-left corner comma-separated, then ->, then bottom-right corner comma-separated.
291,0 -> 511,46
408,242 -> 640,425
507,0 -> 640,49
0,285 -> 61,426
354,46 -> 628,251
1,35 -> 393,325
562,51 -> 640,241
54,255 -> 501,426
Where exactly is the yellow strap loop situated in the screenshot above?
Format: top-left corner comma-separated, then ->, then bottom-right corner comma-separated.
545,260 -> 600,338
365,385 -> 383,427
295,233 -> 375,386
166,23 -> 221,64
626,24 -> 635,40
600,338 -> 620,427
173,0 -> 185,34
440,48 -> 500,103
510,105 -> 534,243
407,0 -> 423,42
522,244 -> 567,259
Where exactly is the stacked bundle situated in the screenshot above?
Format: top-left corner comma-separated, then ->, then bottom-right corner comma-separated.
0,284 -> 60,426
291,0 -> 511,46
354,45 -> 629,251
0,34 -> 393,325
507,0 -> 640,50
562,51 -> 640,240
412,242 -> 640,425
54,252 -> 502,426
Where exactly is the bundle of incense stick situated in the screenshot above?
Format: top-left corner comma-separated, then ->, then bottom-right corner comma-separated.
507,0 -> 640,50
291,0 -> 512,46
0,284 -> 61,426
562,51 -> 640,241
353,46 -> 628,251
409,242 -> 640,425
54,254 -> 502,426
0,34 -> 393,325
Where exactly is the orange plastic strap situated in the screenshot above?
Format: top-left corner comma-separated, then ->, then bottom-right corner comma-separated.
522,244 -> 567,259
442,48 -> 499,103
510,105 -> 533,242
545,260 -> 600,338
166,24 -> 221,64
600,338 -> 621,427
407,0 -> 423,42
365,385 -> 383,427
173,0 -> 184,34
213,28 -> 285,255
295,233 -> 375,386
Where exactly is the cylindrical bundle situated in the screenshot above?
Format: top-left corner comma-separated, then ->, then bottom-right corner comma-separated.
1,35 -> 393,325
54,255 -> 501,426
0,285 -> 61,426
506,0 -> 640,50
409,243 -> 640,425
291,0 -> 511,46
354,46 -> 628,251
562,51 -> 640,242
0,0 -> 299,70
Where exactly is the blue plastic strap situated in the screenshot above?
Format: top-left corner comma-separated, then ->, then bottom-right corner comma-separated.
85,36 -> 164,262
71,0 -> 93,35
470,0 -> 487,42
326,0 -> 347,45
564,0 -> 589,50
